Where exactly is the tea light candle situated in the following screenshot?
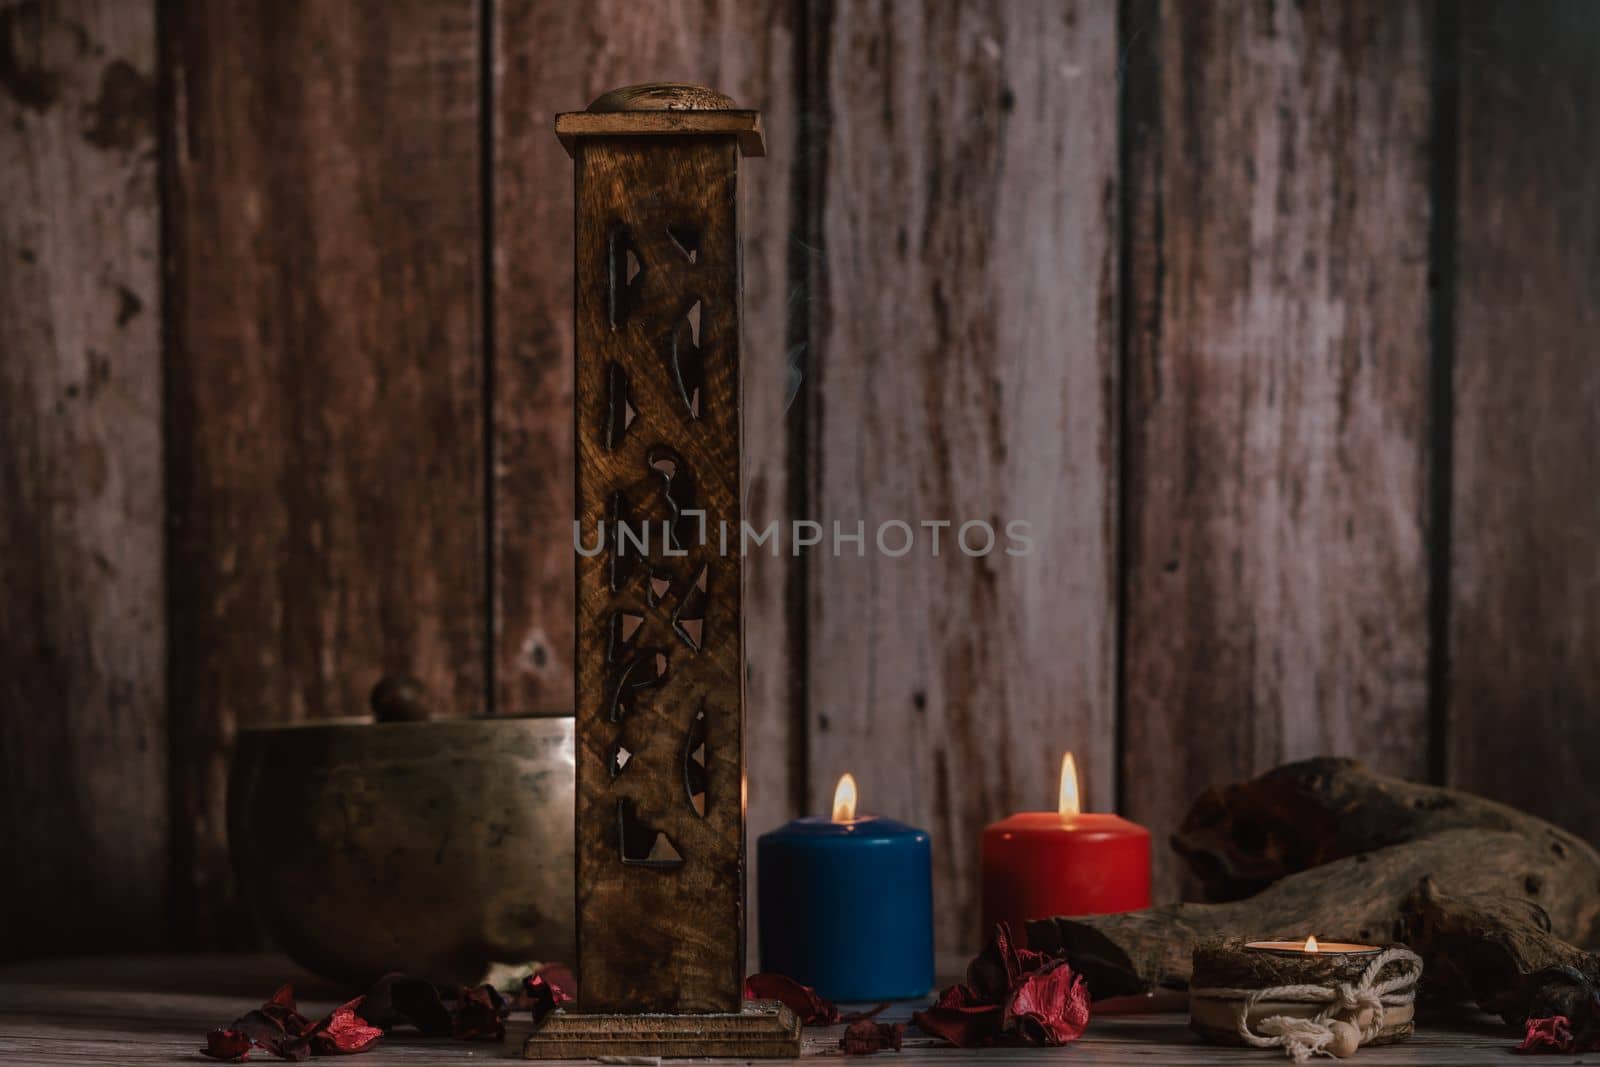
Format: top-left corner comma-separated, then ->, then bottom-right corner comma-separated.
1190,937 -> 1422,1058
757,774 -> 934,1002
980,753 -> 1151,947
1245,937 -> 1381,955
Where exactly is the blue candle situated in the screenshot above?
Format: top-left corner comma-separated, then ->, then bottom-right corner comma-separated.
756,774 -> 934,1002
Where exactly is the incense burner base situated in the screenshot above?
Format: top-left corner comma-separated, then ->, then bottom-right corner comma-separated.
521,1001 -> 802,1059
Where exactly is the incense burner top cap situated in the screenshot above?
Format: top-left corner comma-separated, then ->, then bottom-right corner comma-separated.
555,83 -> 764,158
588,83 -> 737,112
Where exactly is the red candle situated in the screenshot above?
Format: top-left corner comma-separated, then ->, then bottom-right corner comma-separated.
980,753 -> 1151,948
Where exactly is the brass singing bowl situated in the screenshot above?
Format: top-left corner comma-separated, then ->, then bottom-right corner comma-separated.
228,712 -> 575,989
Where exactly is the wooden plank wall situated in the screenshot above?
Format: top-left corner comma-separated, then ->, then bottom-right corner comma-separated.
163,0 -> 484,943
0,0 -> 165,958
1448,1 -> 1600,853
804,0 -> 1120,950
1120,0 -> 1435,897
2,0 -> 1598,960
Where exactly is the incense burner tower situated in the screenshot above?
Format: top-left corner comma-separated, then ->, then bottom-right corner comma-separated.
529,84 -> 794,1058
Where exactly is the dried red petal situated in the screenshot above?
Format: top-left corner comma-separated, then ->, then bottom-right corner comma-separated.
359,973 -> 452,1037
743,972 -> 840,1025
229,1010 -> 284,1048
219,982 -> 315,1057
916,925 -> 1092,1049
911,984 -> 1004,1048
201,1029 -> 254,1062
931,983 -> 988,1009
274,1035 -> 312,1062
537,962 -> 578,1002
1004,963 -> 1090,1046
251,984 -> 314,1040
1518,1015 -> 1576,1054
229,1008 -> 310,1060
310,998 -> 384,1055
452,984 -> 511,1041
522,972 -> 573,1028
840,1019 -> 904,1055
966,923 -> 1051,1002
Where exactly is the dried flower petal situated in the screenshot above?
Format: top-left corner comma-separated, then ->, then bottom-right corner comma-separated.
912,983 -> 1004,1048
840,1019 -> 904,1055
915,924 -> 1092,1049
210,982 -> 318,1060
276,1036 -> 313,1062
359,973 -> 452,1037
537,963 -> 578,1002
452,983 -> 511,1041
1518,1015 -> 1576,1054
230,1008 -> 310,1060
201,969 -> 583,1058
523,972 -> 573,1028
229,1010 -> 284,1048
1005,963 -> 1090,1046
743,972 -> 840,1025
965,922 -> 1048,1003
261,984 -> 316,1039
309,998 -> 384,1055
201,1029 -> 254,1062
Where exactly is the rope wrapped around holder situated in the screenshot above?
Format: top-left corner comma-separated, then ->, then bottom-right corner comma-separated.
1190,947 -> 1424,1062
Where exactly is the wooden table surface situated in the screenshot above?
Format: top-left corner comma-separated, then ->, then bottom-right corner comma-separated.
0,955 -> 1577,1065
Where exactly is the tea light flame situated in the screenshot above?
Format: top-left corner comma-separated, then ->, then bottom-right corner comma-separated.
832,772 -> 858,822
1304,935 -> 1320,953
1058,752 -> 1081,817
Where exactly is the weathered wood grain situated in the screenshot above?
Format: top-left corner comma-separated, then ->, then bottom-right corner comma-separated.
805,0 -> 1120,954
163,0 -> 483,944
1407,880 -> 1600,1028
1447,2 -> 1600,855
491,0 -> 800,964
0,0 -> 165,959
1120,0 -> 1435,900
571,128 -> 748,1014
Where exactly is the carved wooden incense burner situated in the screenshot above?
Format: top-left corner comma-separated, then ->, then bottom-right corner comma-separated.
522,84 -> 799,1058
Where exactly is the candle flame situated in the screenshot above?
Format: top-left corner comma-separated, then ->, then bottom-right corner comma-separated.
1058,752 -> 1081,817
1304,935 -> 1320,953
832,773 -> 858,822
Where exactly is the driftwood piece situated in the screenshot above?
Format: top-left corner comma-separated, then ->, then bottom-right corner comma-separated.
1029,829 -> 1600,999
1173,758 -> 1600,901
1403,879 -> 1600,1028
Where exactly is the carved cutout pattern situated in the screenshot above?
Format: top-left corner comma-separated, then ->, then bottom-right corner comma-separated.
595,221 -> 725,870
617,797 -> 683,869
604,362 -> 636,449
673,565 -> 708,651
608,228 -> 644,328
683,706 -> 708,817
